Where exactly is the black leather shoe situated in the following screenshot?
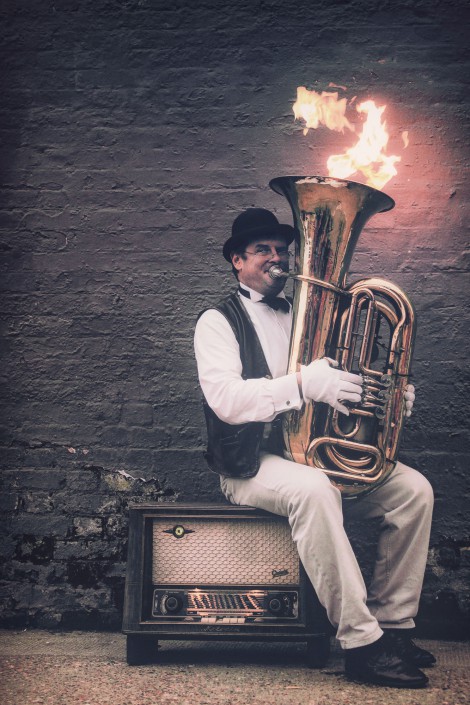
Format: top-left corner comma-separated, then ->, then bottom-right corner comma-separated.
383,629 -> 436,667
345,636 -> 429,688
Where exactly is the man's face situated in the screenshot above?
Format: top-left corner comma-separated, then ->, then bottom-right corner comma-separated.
231,237 -> 289,296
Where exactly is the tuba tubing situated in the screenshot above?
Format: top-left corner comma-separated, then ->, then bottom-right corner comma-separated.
270,176 -> 416,498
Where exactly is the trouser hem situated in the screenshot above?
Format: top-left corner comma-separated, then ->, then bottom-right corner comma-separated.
340,626 -> 384,650
379,620 -> 416,630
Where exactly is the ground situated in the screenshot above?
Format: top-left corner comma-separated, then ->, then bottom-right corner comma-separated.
0,631 -> 468,705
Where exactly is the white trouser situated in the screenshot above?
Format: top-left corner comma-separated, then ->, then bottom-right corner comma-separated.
220,454 -> 434,649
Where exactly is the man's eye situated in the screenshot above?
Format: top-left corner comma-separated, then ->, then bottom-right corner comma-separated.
256,248 -> 270,255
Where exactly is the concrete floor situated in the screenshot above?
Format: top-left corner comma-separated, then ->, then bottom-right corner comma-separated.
0,630 -> 468,705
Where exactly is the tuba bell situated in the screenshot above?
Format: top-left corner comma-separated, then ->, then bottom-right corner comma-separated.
269,176 -> 416,498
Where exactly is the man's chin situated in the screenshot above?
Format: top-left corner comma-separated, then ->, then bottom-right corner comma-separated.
264,277 -> 287,296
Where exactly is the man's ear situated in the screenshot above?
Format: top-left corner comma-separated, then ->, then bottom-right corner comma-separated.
231,253 -> 243,271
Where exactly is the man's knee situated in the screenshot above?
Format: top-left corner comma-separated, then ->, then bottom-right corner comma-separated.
292,468 -> 341,508
396,462 -> 434,509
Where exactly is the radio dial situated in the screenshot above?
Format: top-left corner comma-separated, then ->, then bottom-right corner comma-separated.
161,593 -> 183,615
268,597 -> 283,614
267,593 -> 292,616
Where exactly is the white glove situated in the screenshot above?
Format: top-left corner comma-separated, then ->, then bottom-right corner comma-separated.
301,358 -> 363,416
404,384 -> 415,417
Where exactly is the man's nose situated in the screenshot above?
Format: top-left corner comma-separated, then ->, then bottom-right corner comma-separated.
268,248 -> 282,262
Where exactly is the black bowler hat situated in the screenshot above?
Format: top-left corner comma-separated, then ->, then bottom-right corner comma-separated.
222,208 -> 296,262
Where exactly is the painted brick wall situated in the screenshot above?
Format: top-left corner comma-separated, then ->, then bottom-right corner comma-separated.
0,0 -> 468,635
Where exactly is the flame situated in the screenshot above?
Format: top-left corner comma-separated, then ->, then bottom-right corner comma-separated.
326,101 -> 401,190
293,86 -> 405,190
293,86 -> 353,135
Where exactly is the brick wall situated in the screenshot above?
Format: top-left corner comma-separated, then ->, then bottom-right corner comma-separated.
0,0 -> 468,634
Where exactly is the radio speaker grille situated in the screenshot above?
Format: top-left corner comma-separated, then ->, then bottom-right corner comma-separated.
152,517 -> 299,585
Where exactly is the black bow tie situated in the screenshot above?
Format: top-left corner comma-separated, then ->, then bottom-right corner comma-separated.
238,287 -> 290,313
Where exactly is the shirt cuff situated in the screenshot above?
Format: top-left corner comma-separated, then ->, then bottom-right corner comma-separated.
269,373 -> 303,413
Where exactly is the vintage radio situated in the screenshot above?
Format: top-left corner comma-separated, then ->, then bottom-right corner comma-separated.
123,503 -> 331,666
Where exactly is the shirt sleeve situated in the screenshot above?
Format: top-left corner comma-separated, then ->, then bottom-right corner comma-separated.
194,308 -> 303,425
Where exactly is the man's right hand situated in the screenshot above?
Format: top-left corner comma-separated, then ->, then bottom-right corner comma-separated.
301,358 -> 363,416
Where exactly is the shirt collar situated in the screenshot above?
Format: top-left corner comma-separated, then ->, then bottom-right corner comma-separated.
238,282 -> 287,303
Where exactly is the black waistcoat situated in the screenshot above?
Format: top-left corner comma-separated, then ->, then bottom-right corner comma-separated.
200,292 -> 283,478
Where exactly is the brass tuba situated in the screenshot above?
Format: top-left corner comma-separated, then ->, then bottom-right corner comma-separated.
269,176 -> 416,498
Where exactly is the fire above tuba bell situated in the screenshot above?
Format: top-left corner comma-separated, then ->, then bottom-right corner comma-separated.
270,176 -> 416,498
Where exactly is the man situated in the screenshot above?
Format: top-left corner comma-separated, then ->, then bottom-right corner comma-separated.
194,207 -> 434,688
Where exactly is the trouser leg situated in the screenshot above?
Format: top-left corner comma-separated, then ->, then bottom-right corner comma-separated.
344,460 -> 434,630
220,453 -> 382,649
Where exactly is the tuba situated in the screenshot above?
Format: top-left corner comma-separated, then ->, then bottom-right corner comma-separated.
269,176 -> 416,498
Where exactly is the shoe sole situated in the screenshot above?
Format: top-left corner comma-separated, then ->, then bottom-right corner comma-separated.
346,672 -> 429,689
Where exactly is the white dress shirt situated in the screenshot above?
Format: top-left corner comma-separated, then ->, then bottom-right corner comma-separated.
194,283 -> 303,424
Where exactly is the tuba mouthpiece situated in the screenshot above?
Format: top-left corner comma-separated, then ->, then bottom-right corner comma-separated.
268,265 -> 288,279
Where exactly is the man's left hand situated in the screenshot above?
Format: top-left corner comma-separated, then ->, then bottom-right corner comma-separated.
404,384 -> 415,417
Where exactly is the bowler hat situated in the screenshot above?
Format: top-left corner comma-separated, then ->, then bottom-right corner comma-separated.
223,208 -> 296,262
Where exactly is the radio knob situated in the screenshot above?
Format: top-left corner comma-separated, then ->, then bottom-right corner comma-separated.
267,593 -> 292,616
161,594 -> 183,614
268,597 -> 283,614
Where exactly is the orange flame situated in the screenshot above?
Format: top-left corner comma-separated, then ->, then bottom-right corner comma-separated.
293,86 -> 353,134
293,86 -> 405,190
